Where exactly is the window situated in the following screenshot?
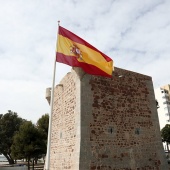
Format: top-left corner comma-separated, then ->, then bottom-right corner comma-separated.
163,96 -> 170,100
165,90 -> 168,94
108,127 -> 114,134
165,113 -> 169,116
161,89 -> 169,94
163,101 -> 170,105
60,132 -> 62,138
164,107 -> 168,110
135,128 -> 140,135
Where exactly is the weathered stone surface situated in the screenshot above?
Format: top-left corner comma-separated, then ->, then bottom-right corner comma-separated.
50,67 -> 168,170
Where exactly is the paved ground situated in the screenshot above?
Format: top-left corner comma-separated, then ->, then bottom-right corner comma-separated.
0,162 -> 44,170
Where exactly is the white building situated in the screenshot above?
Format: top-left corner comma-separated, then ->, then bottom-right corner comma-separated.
154,84 -> 170,130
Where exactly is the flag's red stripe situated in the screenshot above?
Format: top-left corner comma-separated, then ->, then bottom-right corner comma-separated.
58,26 -> 112,62
56,52 -> 112,77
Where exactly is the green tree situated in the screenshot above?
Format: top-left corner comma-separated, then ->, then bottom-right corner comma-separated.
36,114 -> 49,163
161,124 -> 170,152
37,114 -> 49,140
11,121 -> 46,170
0,110 -> 24,164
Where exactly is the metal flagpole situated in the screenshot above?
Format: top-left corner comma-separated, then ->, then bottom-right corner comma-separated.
45,21 -> 60,170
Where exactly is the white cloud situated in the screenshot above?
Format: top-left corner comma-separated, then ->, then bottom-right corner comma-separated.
0,0 -> 170,122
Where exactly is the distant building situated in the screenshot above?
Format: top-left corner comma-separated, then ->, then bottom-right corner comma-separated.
154,84 -> 170,130
46,67 -> 168,169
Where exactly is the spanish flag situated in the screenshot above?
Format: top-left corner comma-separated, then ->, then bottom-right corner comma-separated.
56,26 -> 114,77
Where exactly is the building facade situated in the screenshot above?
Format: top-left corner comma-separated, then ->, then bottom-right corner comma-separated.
47,67 -> 168,170
154,84 -> 170,130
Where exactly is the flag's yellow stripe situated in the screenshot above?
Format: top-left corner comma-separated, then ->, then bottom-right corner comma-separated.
57,35 -> 113,75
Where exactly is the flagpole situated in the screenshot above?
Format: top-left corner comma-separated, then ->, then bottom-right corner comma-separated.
45,21 -> 60,170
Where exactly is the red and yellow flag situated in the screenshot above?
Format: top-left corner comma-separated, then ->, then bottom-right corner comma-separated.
56,26 -> 114,77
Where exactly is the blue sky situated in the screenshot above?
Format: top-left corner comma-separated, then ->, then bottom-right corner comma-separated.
0,0 -> 170,123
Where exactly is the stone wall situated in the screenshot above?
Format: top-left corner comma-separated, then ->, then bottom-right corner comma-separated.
80,67 -> 167,170
50,70 -> 81,170
50,67 -> 168,170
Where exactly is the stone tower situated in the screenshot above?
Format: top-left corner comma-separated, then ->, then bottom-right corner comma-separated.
48,67 -> 168,170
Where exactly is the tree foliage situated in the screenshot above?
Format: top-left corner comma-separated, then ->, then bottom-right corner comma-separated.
11,121 -> 46,170
36,114 -> 49,163
161,124 -> 170,153
0,110 -> 24,164
161,124 -> 170,144
36,114 -> 49,141
0,111 -> 49,167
